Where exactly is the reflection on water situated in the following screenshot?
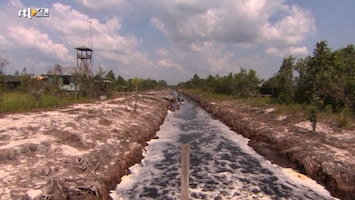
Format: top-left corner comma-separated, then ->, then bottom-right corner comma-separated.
111,99 -> 337,200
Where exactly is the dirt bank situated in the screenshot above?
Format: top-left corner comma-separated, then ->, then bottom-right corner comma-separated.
183,92 -> 355,200
0,91 -> 169,199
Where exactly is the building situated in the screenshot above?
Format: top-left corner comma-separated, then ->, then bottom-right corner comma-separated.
0,75 -> 21,89
39,67 -> 79,92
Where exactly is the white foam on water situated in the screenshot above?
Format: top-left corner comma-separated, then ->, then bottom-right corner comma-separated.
111,100 -> 338,200
111,111 -> 183,199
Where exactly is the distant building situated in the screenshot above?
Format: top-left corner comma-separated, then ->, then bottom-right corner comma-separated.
259,87 -> 279,98
39,67 -> 79,92
0,75 -> 21,89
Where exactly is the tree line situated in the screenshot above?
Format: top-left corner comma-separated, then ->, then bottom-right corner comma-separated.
0,60 -> 168,106
177,41 -> 354,130
263,41 -> 354,112
177,68 -> 262,98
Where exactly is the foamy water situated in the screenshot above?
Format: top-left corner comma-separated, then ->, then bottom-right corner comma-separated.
110,99 -> 338,200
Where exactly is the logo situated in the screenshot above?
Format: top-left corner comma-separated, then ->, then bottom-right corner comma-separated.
18,8 -> 49,19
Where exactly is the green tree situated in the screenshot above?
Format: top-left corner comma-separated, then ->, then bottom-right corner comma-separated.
0,57 -> 9,75
262,75 -> 278,88
116,75 -> 125,84
157,80 -> 168,89
45,64 -> 63,97
277,56 -> 295,104
294,57 -> 310,103
331,45 -> 355,112
204,75 -> 216,92
105,70 -> 116,81
131,77 -> 141,92
0,57 -> 9,111
307,41 -> 332,131
191,74 -> 201,88
233,68 -> 261,97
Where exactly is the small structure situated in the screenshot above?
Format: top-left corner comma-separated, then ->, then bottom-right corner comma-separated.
259,87 -> 279,98
0,75 -> 21,89
75,46 -> 93,74
40,67 -> 79,92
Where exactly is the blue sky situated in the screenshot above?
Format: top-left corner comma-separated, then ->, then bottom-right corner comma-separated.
1,0 -> 354,84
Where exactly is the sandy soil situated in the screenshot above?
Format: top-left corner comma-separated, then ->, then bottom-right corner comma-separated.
0,92 -> 169,199
184,92 -> 355,200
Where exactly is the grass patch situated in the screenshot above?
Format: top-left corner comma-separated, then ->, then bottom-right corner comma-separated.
181,89 -> 235,101
337,108 -> 352,128
275,103 -> 305,115
249,96 -> 272,107
0,92 -> 91,113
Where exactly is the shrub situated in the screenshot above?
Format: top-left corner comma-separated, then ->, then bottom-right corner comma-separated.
250,96 -> 271,107
338,107 -> 352,128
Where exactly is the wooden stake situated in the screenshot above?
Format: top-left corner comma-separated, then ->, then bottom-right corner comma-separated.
181,143 -> 190,200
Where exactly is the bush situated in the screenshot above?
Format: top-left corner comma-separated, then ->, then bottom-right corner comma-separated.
338,107 -> 352,128
306,104 -> 318,132
250,96 -> 271,107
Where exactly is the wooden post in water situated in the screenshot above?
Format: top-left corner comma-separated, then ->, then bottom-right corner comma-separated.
181,143 -> 190,200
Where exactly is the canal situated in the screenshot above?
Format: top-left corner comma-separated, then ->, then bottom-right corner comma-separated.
111,98 -> 336,200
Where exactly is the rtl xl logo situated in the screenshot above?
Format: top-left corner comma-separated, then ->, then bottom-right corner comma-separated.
18,8 -> 49,19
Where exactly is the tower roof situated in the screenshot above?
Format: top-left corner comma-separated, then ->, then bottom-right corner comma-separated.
75,46 -> 93,51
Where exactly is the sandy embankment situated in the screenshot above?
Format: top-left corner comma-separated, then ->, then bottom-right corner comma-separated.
183,92 -> 355,200
0,92 -> 169,199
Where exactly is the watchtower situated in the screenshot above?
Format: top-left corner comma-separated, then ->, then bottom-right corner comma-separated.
75,46 -> 93,75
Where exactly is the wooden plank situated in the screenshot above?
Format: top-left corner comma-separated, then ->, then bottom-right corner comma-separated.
181,143 -> 190,200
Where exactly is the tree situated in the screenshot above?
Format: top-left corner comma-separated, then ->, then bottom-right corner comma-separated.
330,45 -> 355,112
234,68 -> 261,97
307,41 -> 332,131
105,70 -> 116,81
74,62 -> 94,98
131,77 -> 141,92
45,64 -> 63,96
26,78 -> 45,108
93,66 -> 106,97
191,74 -> 200,88
116,75 -> 125,84
0,57 -> 9,75
277,56 -> 295,104
294,57 -> 310,103
157,80 -> 168,89
0,57 -> 9,111
204,75 -> 216,92
48,64 -> 63,75
262,75 -> 278,88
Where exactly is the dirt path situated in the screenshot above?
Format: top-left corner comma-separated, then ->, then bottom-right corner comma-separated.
183,92 -> 355,200
0,92 -> 169,199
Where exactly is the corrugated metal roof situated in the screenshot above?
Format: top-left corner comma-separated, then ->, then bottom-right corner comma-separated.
75,46 -> 93,51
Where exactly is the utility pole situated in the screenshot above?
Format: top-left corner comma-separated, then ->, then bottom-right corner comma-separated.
89,20 -> 93,73
89,21 -> 93,49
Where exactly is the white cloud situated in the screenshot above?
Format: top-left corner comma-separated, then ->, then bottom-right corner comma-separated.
49,3 -> 140,62
262,4 -> 316,45
0,0 -> 71,73
155,48 -> 170,57
0,1 -> 143,75
266,46 -> 308,57
74,0 -> 132,15
0,0 -> 318,83
146,0 -> 315,47
7,26 -> 69,61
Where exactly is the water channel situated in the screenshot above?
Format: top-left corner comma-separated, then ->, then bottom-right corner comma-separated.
111,98 -> 337,200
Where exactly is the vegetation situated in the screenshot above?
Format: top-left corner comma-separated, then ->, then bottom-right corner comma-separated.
178,41 -> 354,130
0,59 -> 168,113
178,68 -> 262,97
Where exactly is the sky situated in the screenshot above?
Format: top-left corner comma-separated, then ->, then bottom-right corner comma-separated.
0,0 -> 354,84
